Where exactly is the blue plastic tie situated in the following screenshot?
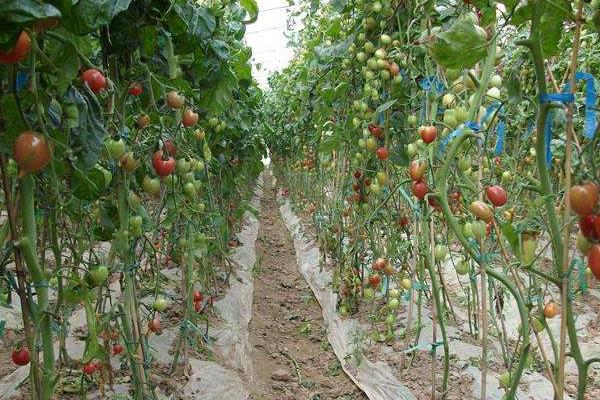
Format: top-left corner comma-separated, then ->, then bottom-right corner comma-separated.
539,92 -> 575,169
437,120 -> 480,156
564,72 -> 598,139
16,72 -> 29,92
419,76 -> 445,94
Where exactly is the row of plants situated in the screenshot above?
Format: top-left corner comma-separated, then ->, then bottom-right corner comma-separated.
263,0 -> 599,398
0,0 -> 264,399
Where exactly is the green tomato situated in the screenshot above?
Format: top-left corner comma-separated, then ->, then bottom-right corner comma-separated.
364,287 -> 375,299
455,261 -> 469,276
472,220 -> 487,240
176,159 -> 190,175
434,244 -> 449,261
387,298 -> 400,310
104,138 -> 126,160
152,297 -> 168,312
389,288 -> 400,298
85,265 -> 109,287
183,182 -> 196,198
463,222 -> 474,238
129,215 -> 143,236
142,176 -> 161,196
501,170 -> 512,183
128,191 -> 141,209
385,314 -> 396,325
458,156 -> 471,171
499,371 -> 511,389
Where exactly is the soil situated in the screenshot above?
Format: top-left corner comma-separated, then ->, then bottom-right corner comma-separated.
248,175 -> 366,400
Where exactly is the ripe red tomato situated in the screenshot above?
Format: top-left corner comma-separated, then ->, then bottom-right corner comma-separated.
569,183 -> 599,216
193,290 -> 203,302
469,200 -> 494,222
368,123 -> 383,138
11,348 -> 30,366
13,131 -> 52,177
411,180 -> 428,200
543,302 -> 559,319
373,257 -> 387,271
152,151 -> 176,177
112,344 -> 124,355
194,300 -> 202,312
148,317 -> 162,333
182,108 -> 199,127
0,32 -> 31,64
486,185 -> 508,207
579,215 -> 598,239
128,82 -> 143,96
408,160 -> 426,181
594,216 -> 600,239
163,139 -> 177,157
83,362 -> 98,375
399,216 -> 409,227
369,274 -> 381,287
588,244 -> 600,280
419,125 -> 437,144
388,62 -> 400,76
353,170 -> 362,179
376,147 -> 389,161
81,69 -> 106,93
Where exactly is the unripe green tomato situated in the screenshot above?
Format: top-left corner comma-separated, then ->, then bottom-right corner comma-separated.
454,106 -> 468,123
164,174 -> 178,186
489,74 -> 502,88
455,261 -> 469,276
385,314 -> 396,325
367,58 -> 378,70
401,278 -> 411,290
407,143 -> 418,158
499,371 -> 511,389
387,298 -> 400,310
376,59 -> 388,69
380,34 -> 392,45
380,69 -> 390,80
356,52 -> 366,62
434,244 -> 449,261
392,75 -> 402,85
364,287 -> 375,299
446,68 -> 461,81
374,48 -> 386,60
576,233 -> 590,254
389,288 -> 400,298
501,170 -> 512,183
364,41 -> 375,53
152,297 -> 168,312
371,1 -> 382,12
176,158 -> 190,175
128,191 -> 141,209
472,220 -> 487,240
408,115 -> 417,127
365,70 -> 375,80
458,156 -> 471,171
184,172 -> 195,183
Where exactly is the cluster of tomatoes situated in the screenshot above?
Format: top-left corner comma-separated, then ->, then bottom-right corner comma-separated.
367,123 -> 389,161
569,183 -> 600,279
350,169 -> 369,204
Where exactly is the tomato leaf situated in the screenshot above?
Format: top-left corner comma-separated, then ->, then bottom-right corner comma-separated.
430,18 -> 488,69
173,1 -> 215,40
315,34 -> 355,60
58,0 -> 133,35
63,87 -> 106,170
72,168 -> 104,201
539,0 -> 571,58
49,42 -> 80,95
239,0 -> 258,23
500,222 -> 520,259
0,1 -> 61,47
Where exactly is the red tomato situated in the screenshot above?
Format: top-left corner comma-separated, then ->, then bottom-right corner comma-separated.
353,170 -> 362,179
408,160 -> 426,181
0,32 -> 31,64
83,362 -> 98,375
193,290 -> 203,302
543,302 -> 559,319
373,257 -> 387,271
194,300 -> 202,312
182,108 -> 199,127
579,215 -> 598,239
486,185 -> 508,207
112,344 -> 124,355
163,139 -> 177,157
13,131 -> 52,177
128,82 -> 143,96
81,69 -> 106,93
376,147 -> 389,160
152,151 -> 176,177
569,183 -> 599,216
411,180 -> 428,200
166,91 -> 185,109
399,216 -> 409,227
594,216 -> 600,239
419,125 -> 437,144
148,318 -> 162,333
588,244 -> 600,280
11,348 -> 30,366
368,123 -> 383,138
137,114 -> 150,128
369,274 -> 381,287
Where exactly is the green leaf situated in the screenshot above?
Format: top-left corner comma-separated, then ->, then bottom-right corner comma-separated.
430,18 -> 488,69
72,167 -> 105,201
389,143 -> 409,167
59,0 -> 133,35
0,95 -> 28,154
240,0 -> 258,23
500,222 -> 520,258
63,87 -> 106,170
540,0 -> 571,58
318,135 -> 343,153
0,1 -> 61,27
506,68 -> 521,103
49,42 -> 80,94
210,39 -> 229,60
174,1 -> 215,40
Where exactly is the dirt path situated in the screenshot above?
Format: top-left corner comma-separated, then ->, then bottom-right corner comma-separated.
248,175 -> 366,400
